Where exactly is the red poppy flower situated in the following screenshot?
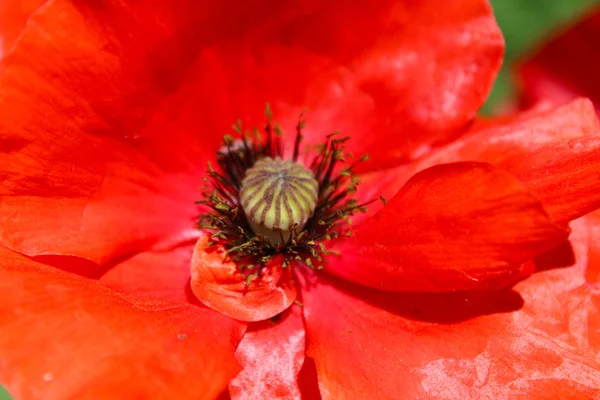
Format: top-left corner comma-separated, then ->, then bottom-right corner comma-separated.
1,1 -> 600,399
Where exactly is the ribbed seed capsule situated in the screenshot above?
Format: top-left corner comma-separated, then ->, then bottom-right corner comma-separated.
240,157 -> 318,242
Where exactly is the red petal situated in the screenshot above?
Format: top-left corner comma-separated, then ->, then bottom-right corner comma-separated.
396,99 -> 600,225
0,0 -> 247,167
301,226 -> 600,399
229,305 -> 305,400
348,165 -> 417,225
0,0 -> 239,265
190,235 -> 297,322
0,0 -> 46,57
517,10 -> 600,109
351,99 -> 600,225
503,135 -> 600,224
0,151 -> 200,266
100,243 -> 197,307
304,0 -> 503,168
459,100 -> 600,225
0,245 -> 246,400
328,162 -> 567,292
516,219 -> 599,355
170,0 -> 503,170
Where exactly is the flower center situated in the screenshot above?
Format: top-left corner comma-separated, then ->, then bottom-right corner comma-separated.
240,157 -> 318,243
197,105 -> 376,277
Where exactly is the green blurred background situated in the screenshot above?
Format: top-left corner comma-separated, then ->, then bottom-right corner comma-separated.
482,0 -> 599,114
0,0 -> 599,399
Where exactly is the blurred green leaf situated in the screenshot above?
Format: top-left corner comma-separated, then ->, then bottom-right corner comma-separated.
483,0 -> 600,114
0,386 -> 12,400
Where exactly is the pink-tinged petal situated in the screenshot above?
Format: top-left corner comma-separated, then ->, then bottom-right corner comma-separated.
229,305 -> 305,400
301,223 -> 600,400
586,211 -> 600,283
589,285 -> 600,362
391,99 -> 600,225
328,162 -> 568,292
190,235 -> 297,322
513,219 -> 599,358
517,9 -> 600,110
0,245 -> 246,400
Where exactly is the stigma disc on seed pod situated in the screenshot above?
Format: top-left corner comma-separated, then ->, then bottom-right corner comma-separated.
239,157 -> 318,243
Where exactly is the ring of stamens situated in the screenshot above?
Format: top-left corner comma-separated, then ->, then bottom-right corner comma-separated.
197,105 -> 377,279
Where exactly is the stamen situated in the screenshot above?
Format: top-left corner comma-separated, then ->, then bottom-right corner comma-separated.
240,157 -> 318,243
197,106 -> 373,278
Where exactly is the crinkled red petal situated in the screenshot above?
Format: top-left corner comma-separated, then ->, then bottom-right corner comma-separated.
0,0 -> 239,265
374,99 -> 600,226
190,235 -> 297,322
229,305 -> 305,400
0,245 -> 246,400
428,99 -> 600,225
168,0 -> 503,171
327,162 -> 567,292
301,218 -> 600,399
504,135 -> 600,224
293,0 -> 504,169
0,149 -> 201,267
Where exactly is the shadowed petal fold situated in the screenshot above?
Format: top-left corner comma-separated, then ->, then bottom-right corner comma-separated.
100,243 -> 198,307
327,162 -> 568,292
